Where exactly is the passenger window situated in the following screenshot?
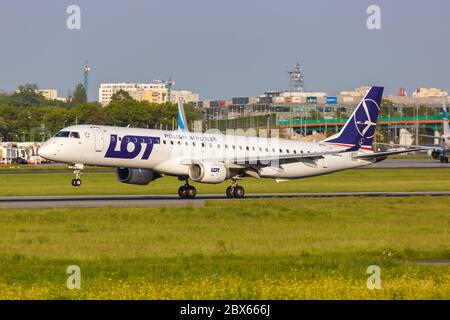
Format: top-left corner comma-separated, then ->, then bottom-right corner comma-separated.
163,140 -> 166,144
170,141 -> 174,145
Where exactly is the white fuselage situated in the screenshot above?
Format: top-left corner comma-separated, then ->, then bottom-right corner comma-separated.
39,125 -> 375,180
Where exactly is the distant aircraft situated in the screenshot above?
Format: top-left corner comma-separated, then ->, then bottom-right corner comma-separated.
420,101 -> 449,163
38,86 -> 423,198
381,101 -> 449,163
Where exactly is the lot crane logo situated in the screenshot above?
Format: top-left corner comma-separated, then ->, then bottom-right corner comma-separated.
105,134 -> 160,159
354,99 -> 380,141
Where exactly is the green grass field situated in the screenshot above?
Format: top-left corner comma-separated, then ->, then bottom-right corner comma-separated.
0,197 -> 448,299
0,168 -> 449,299
1,168 -> 450,196
0,164 -> 110,171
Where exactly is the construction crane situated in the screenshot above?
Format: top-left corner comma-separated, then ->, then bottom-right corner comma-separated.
83,61 -> 91,100
154,77 -> 176,103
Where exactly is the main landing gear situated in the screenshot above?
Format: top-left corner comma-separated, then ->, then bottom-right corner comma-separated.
70,164 -> 84,187
178,179 -> 197,199
226,180 -> 245,199
440,154 -> 449,163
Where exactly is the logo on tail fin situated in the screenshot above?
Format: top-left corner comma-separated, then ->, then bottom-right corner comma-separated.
322,86 -> 383,150
354,99 -> 380,139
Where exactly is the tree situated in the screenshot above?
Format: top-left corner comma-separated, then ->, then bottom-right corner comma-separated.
71,83 -> 87,106
111,89 -> 133,102
380,98 -> 395,118
10,83 -> 46,107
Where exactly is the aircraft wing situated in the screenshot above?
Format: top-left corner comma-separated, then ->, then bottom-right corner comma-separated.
354,147 -> 429,159
416,133 -> 441,139
180,146 -> 352,167
376,142 -> 442,151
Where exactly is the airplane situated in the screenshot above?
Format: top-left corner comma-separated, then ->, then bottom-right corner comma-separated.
38,86 -> 424,199
379,100 -> 449,163
418,101 -> 449,163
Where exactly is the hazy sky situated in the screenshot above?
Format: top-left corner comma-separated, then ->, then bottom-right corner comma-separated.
0,0 -> 449,100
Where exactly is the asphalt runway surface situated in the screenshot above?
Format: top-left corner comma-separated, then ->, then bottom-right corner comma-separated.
1,191 -> 450,208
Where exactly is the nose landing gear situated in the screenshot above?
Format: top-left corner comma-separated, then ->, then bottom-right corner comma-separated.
226,180 -> 245,199
178,179 -> 196,199
70,164 -> 84,187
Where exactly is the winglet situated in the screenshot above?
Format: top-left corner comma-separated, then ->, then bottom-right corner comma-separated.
178,99 -> 188,132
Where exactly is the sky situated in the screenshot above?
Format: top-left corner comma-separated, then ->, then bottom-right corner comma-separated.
0,0 -> 449,101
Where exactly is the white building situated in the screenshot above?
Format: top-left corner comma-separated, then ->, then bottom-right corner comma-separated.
98,82 -> 199,106
412,88 -> 448,98
170,90 -> 200,104
38,89 -> 58,100
0,142 -> 44,164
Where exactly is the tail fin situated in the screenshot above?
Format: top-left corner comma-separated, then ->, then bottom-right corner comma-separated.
177,99 -> 188,132
442,100 -> 449,136
322,86 -> 384,151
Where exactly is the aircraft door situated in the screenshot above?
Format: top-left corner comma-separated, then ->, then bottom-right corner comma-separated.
91,127 -> 104,152
322,156 -> 329,168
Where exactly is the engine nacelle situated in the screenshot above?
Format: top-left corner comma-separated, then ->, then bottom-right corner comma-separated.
188,162 -> 229,184
116,167 -> 160,185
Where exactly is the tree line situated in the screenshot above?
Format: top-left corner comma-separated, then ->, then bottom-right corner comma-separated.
0,84 -> 202,142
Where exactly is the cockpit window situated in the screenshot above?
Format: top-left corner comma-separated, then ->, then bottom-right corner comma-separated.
55,131 -> 80,138
55,131 -> 70,138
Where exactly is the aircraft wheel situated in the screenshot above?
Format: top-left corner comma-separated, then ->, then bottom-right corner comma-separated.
445,157 -> 449,163
233,186 -> 245,199
71,179 -> 76,187
226,186 -> 234,198
178,186 -> 186,198
75,179 -> 82,187
186,186 -> 196,198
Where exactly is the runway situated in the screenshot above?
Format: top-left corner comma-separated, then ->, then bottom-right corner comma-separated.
1,191 -> 450,208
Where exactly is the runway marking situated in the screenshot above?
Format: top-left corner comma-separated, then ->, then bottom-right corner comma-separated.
0,191 -> 450,208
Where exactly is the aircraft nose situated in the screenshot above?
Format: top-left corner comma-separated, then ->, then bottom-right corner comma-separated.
38,142 -> 53,160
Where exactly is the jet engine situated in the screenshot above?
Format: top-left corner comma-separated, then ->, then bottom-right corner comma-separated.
116,167 -> 160,185
188,162 -> 229,184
